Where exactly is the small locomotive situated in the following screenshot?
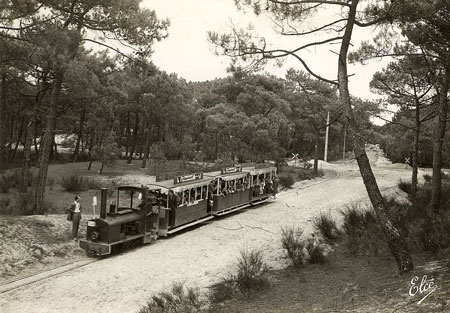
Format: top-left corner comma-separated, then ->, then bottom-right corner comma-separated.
79,165 -> 277,256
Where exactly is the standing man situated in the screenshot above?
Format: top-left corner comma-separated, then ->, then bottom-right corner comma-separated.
167,190 -> 178,227
68,196 -> 82,241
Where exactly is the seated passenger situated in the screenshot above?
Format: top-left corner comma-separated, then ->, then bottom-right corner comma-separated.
176,192 -> 183,206
236,180 -> 243,191
183,190 -> 190,204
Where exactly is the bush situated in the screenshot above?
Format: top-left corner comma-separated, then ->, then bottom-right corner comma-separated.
208,277 -> 235,304
305,235 -> 327,264
85,178 -> 101,190
137,282 -> 204,313
416,215 -> 450,253
313,212 -> 339,242
233,249 -> 269,294
0,198 -> 11,214
398,180 -> 411,194
0,191 -> 56,216
61,175 -> 85,192
340,203 -> 386,256
423,174 -> 432,183
0,170 -> 34,193
281,226 -> 306,267
281,226 -> 331,266
60,175 -> 100,191
279,175 -> 295,189
76,151 -> 91,162
0,177 -> 10,193
14,191 -> 36,215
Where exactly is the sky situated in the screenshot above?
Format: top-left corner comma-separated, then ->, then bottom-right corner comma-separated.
142,0 -> 392,101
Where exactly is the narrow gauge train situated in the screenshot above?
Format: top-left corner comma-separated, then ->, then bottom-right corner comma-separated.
79,165 -> 277,256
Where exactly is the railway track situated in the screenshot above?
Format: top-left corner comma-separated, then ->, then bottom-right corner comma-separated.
0,258 -> 98,295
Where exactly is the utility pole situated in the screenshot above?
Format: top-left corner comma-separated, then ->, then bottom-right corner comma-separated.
324,111 -> 330,162
342,123 -> 347,159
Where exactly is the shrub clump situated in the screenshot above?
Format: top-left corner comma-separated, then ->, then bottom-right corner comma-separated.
137,282 -> 204,313
209,248 -> 269,304
305,235 -> 327,264
13,191 -> 37,215
281,226 -> 306,267
208,277 -> 235,305
340,203 -> 386,256
0,170 -> 34,193
279,175 -> 295,189
61,175 -> 85,192
313,212 -> 340,242
0,198 -> 11,213
60,175 -> 101,192
1,190 -> 57,215
0,177 -> 10,193
281,226 -> 331,267
233,249 -> 269,294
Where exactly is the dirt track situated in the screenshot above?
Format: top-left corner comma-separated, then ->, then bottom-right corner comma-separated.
0,147 -> 416,313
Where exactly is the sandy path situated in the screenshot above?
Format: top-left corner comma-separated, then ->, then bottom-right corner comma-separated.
0,148 -> 414,313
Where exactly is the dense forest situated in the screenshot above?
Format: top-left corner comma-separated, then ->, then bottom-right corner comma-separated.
3,55 -> 373,170
1,1 -> 380,209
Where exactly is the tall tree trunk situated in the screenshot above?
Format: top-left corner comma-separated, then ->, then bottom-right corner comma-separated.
142,128 -> 151,169
34,76 -> 62,213
338,0 -> 413,274
20,123 -> 32,192
88,158 -> 93,170
99,162 -> 104,174
431,74 -> 449,214
125,111 -> 130,158
22,77 -> 48,191
313,130 -> 319,175
5,119 -> 15,163
10,118 -> 25,162
127,112 -> 139,164
50,122 -> 57,162
73,105 -> 85,162
33,118 -> 40,158
0,41 -> 4,169
11,118 -> 25,161
87,135 -> 94,171
215,132 -> 219,160
411,102 -> 420,198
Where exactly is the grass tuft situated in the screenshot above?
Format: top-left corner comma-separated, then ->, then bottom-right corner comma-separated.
233,249 -> 269,295
137,282 -> 204,313
313,212 -> 339,242
281,226 -> 306,267
340,203 -> 386,256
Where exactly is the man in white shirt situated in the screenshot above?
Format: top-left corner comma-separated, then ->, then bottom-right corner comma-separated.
68,196 -> 82,241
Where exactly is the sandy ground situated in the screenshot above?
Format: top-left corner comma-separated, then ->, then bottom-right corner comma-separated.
0,146 -> 417,313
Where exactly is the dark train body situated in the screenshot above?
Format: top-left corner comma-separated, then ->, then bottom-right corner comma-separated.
79,165 -> 277,256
